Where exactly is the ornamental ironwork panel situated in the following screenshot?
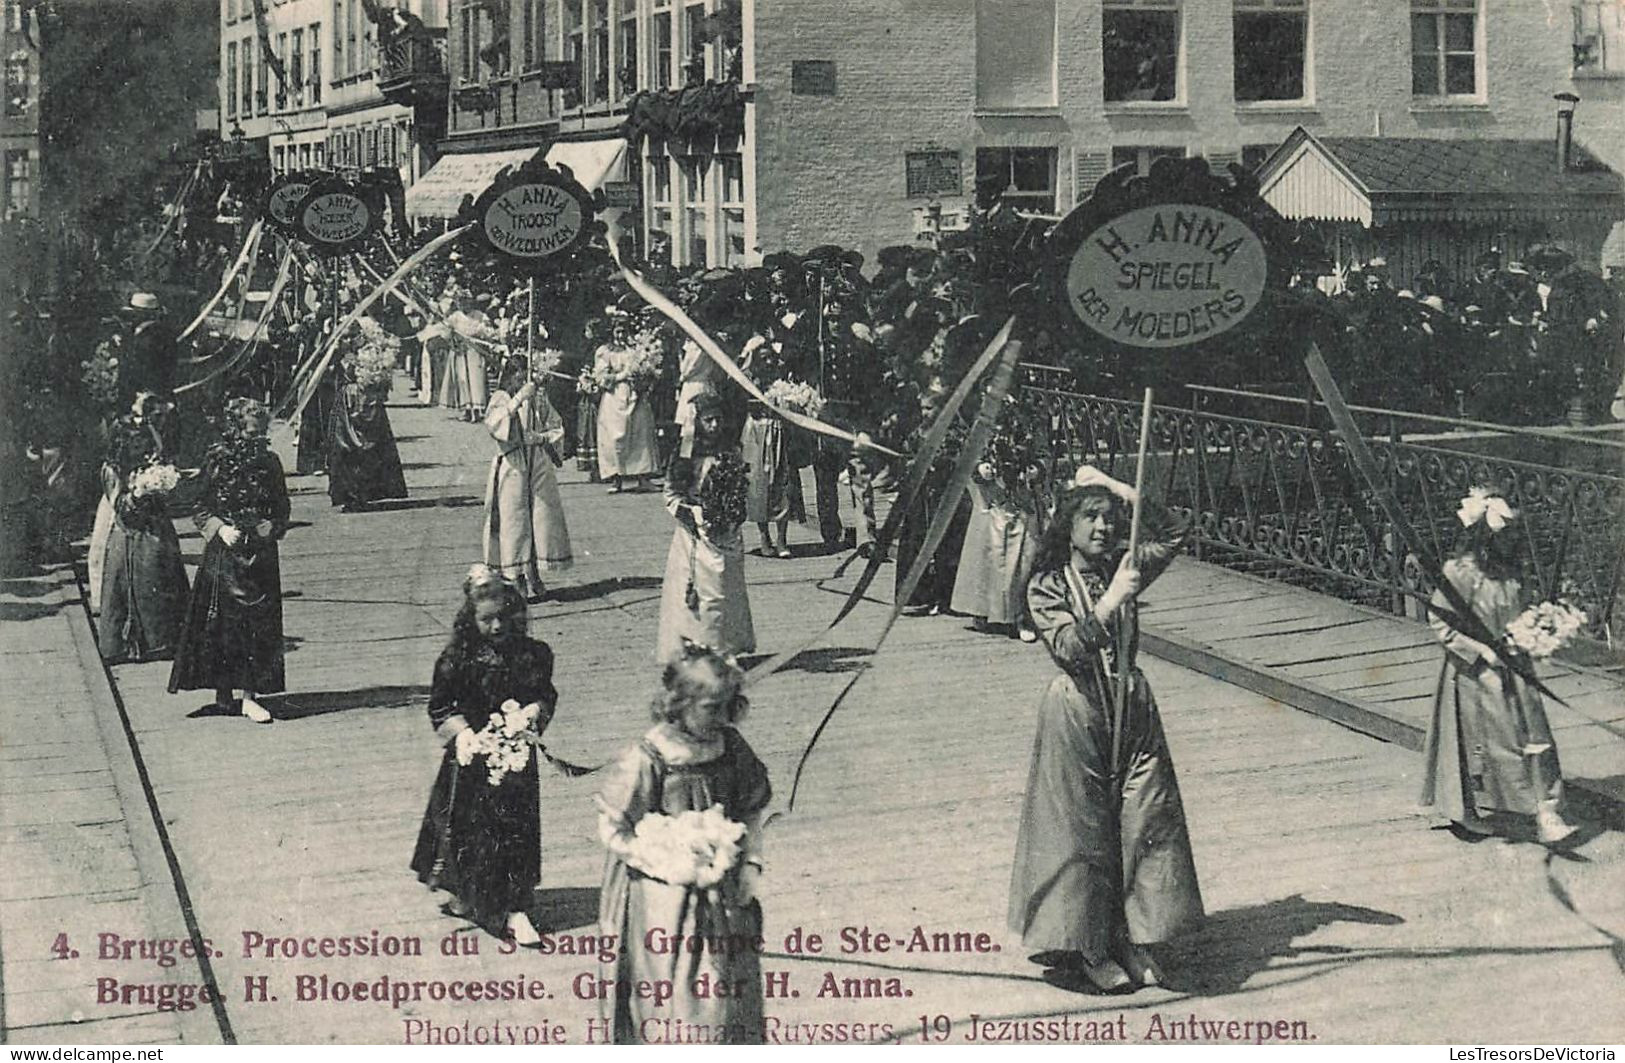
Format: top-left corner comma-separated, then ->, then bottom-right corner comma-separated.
1018,367 -> 1624,639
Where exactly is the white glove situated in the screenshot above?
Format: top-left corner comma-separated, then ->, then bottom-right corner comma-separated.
454,728 -> 479,766
737,863 -> 762,904
217,525 -> 243,547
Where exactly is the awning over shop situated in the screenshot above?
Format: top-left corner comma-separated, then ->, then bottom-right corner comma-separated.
1257,127 -> 1625,228
543,137 -> 629,192
405,146 -> 542,220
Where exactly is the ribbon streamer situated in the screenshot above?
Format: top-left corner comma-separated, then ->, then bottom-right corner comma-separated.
179,218 -> 265,341
1304,346 -> 1567,705
744,314 -> 1017,689
777,334 -> 1025,814
137,162 -> 202,263
175,245 -> 296,395
283,224 -> 475,423
610,242 -> 902,459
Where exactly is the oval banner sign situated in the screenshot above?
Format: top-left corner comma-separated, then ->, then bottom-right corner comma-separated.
1063,203 -> 1268,349
268,179 -> 311,228
482,182 -> 586,259
298,189 -> 372,250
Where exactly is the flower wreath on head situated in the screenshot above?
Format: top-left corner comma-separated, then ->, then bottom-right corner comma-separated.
677,637 -> 745,680
463,562 -> 518,596
1457,486 -> 1516,532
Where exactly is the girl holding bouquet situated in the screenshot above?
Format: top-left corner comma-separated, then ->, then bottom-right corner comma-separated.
1009,466 -> 1202,993
740,350 -> 812,558
595,644 -> 771,1044
98,393 -> 190,664
1421,488 -> 1579,846
168,398 -> 290,724
441,293 -> 494,422
327,320 -> 409,513
483,358 -> 574,603
411,566 -> 558,944
593,311 -> 660,493
656,394 -> 756,666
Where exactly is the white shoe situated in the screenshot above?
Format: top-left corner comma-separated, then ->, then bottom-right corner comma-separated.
240,698 -> 272,724
1081,958 -> 1132,992
507,912 -> 539,946
1120,945 -> 1164,987
1536,801 -> 1579,846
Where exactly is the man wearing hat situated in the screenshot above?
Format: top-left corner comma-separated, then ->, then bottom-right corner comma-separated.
118,292 -> 179,403
1532,244 -> 1620,423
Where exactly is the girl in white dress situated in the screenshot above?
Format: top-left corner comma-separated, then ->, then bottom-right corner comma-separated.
483,359 -> 574,604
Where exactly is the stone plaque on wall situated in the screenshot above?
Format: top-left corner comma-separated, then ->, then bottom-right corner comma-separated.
791,60 -> 837,96
905,149 -> 962,198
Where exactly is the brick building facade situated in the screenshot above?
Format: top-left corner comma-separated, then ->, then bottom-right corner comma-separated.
754,0 -> 1624,268
219,0 -> 447,188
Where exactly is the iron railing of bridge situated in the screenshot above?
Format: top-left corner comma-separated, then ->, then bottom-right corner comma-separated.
1018,364 -> 1625,641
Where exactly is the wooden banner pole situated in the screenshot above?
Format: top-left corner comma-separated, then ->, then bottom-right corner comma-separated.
1113,387 -> 1154,783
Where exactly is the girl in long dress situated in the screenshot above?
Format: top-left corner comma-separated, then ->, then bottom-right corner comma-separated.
740,401 -> 806,558
440,297 -> 493,422
327,355 -> 409,513
1421,489 -> 1579,846
656,395 -> 755,666
88,391 -> 149,616
483,359 -> 574,604
593,325 -> 658,492
98,396 -> 190,663
167,398 -> 290,724
411,566 -> 557,944
1009,465 -> 1202,992
595,645 -> 770,1044
951,460 -> 1039,641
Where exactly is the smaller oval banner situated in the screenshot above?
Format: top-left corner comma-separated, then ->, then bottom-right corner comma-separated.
300,191 -> 371,246
1063,204 -> 1269,349
268,180 -> 312,227
483,183 -> 586,259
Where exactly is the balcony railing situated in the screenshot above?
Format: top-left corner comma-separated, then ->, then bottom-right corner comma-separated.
378,29 -> 448,109
1019,366 -> 1625,640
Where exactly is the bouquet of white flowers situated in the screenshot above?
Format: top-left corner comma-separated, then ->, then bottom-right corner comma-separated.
623,329 -> 666,386
763,378 -> 825,419
624,805 -> 747,888
470,699 -> 547,786
1504,600 -> 1588,660
128,462 -> 182,499
347,319 -> 399,389
83,338 -> 123,411
529,347 -> 564,378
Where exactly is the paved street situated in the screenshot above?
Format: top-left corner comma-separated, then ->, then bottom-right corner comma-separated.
3,381 -> 1623,1045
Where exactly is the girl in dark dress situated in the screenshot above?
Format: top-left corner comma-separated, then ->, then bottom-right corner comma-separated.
295,350 -> 336,477
327,356 -> 409,512
99,394 -> 190,663
167,398 -> 290,724
411,566 -> 558,944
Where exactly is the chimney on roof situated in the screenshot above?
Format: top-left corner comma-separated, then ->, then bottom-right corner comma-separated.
1555,93 -> 1580,174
